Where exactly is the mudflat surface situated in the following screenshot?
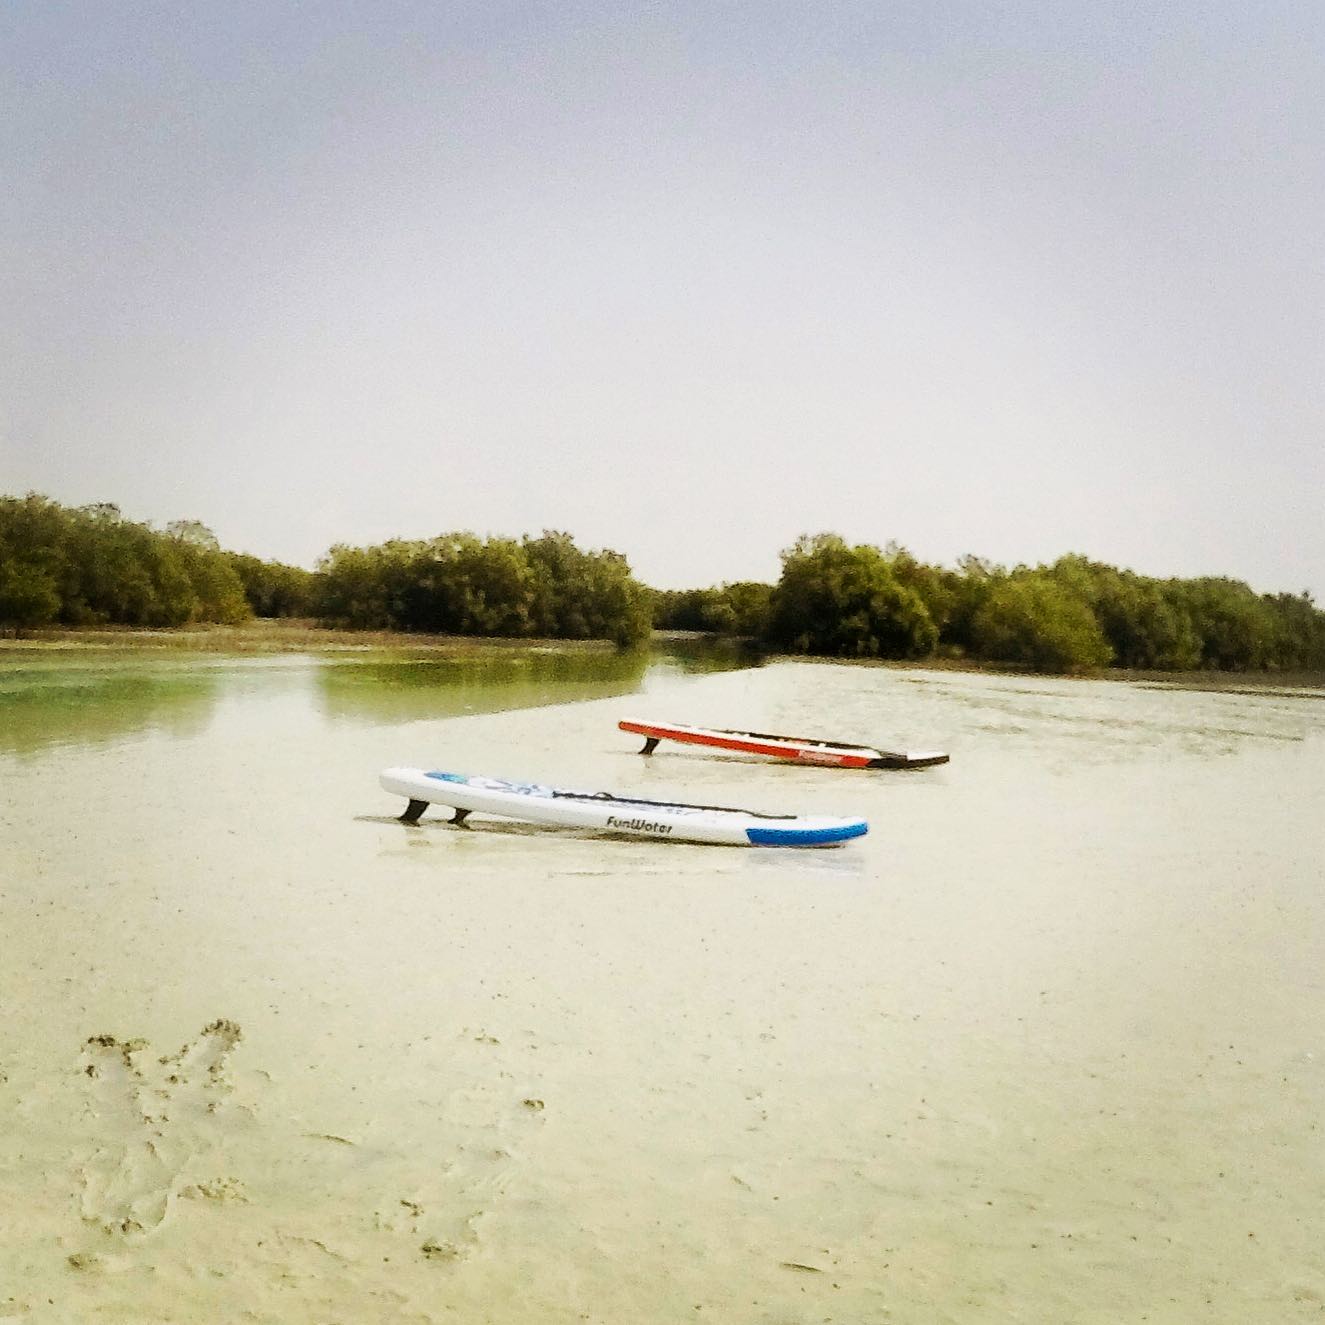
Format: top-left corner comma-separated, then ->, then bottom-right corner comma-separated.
2,652 -> 1324,1322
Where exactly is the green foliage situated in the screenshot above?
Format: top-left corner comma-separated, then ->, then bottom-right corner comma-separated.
0,558 -> 61,631
0,493 -> 251,631
767,534 -> 938,659
716,581 -> 773,636
168,529 -> 248,624
1261,591 -> 1325,669
1041,555 -> 1201,670
970,571 -> 1114,673
166,519 -> 221,550
652,581 -> 773,637
885,542 -> 960,639
226,553 -> 315,617
312,542 -> 401,629
1170,577 -> 1278,670
936,555 -> 1001,657
653,588 -> 720,632
313,529 -> 651,647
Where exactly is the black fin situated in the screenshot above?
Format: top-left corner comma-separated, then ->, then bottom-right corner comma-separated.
400,798 -> 429,824
639,736 -> 660,756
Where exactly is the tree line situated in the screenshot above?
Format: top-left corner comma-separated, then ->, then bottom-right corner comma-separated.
657,533 -> 1325,673
0,494 -> 252,629
4,495 -> 1322,671
313,531 -> 651,646
0,494 -> 650,646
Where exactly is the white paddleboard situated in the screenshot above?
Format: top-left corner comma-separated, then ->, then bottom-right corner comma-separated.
380,767 -> 868,847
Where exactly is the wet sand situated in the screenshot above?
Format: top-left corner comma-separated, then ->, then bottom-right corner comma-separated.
2,657 -> 1324,1322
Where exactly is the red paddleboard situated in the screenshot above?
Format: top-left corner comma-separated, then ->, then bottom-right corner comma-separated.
618,719 -> 949,770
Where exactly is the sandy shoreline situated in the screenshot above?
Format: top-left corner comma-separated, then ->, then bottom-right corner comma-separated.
2,657 -> 1324,1321
0,619 -> 630,655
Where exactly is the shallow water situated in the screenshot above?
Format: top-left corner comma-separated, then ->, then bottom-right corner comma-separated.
2,651 -> 1324,1322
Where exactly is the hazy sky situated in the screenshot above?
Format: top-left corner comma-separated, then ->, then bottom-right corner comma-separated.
3,2 -> 1322,594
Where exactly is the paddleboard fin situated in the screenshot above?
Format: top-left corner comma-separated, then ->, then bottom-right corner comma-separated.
400,799 -> 429,824
639,736 -> 660,756
450,807 -> 472,827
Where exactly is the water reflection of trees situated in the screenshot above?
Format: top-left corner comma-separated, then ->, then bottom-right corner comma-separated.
647,635 -> 766,675
0,640 -> 765,752
315,650 -> 649,725
315,640 -> 761,726
0,664 -> 220,757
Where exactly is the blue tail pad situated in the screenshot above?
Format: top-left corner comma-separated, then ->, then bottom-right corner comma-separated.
746,820 -> 868,846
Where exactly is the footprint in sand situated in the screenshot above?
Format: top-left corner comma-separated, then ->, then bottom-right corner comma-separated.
78,1019 -> 244,1235
371,1031 -> 547,1265
375,1136 -> 519,1263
